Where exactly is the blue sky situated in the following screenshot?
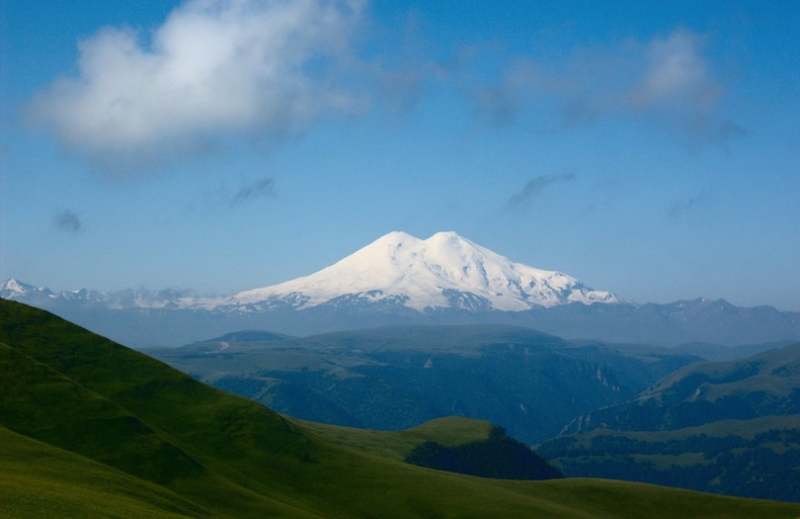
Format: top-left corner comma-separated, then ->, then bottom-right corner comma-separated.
1,0 -> 798,309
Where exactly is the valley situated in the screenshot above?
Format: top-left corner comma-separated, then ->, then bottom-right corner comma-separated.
150,323 -> 800,503
152,325 -> 699,442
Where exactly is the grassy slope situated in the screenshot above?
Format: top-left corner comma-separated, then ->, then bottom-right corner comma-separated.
644,343 -> 800,400
538,415 -> 800,501
541,415 -> 800,469
0,425 -> 201,519
1,300 -> 799,518
561,342 -> 800,437
300,416 -> 494,460
552,415 -> 800,445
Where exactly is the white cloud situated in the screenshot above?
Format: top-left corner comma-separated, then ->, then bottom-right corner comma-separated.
31,11 -> 740,166
631,30 -> 720,112
30,0 -> 365,165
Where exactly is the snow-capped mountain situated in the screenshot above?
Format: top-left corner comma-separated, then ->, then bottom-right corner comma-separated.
2,231 -> 615,313
0,278 -> 200,310
4,231 -> 798,349
231,231 -> 616,311
1,278 -> 56,301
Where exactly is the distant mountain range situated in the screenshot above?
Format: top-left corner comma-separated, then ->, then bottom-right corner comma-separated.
1,231 -> 615,312
3,231 -> 799,347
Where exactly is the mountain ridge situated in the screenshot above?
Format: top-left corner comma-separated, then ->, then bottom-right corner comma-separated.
3,231 -> 799,348
561,342 -> 800,435
539,344 -> 800,502
2,231 -> 616,313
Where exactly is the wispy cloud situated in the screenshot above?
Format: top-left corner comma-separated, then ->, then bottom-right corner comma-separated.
473,84 -> 524,127
468,29 -> 743,147
53,210 -> 82,233
507,173 -> 576,210
29,0 -> 366,168
230,177 -> 276,207
667,190 -> 710,218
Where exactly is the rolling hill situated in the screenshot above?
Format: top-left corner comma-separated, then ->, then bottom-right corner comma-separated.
539,416 -> 800,503
541,344 -> 800,501
562,343 -> 800,434
2,298 -> 798,517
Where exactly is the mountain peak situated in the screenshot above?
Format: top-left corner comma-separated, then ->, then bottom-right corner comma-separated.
232,231 -> 617,311
427,230 -> 463,241
1,278 -> 33,295
373,230 -> 421,245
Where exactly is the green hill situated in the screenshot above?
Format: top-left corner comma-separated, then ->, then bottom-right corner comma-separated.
543,345 -> 800,502
300,416 -> 496,460
305,417 -> 561,479
1,299 -> 798,518
0,424 -> 204,519
562,343 -> 800,434
539,416 -> 800,502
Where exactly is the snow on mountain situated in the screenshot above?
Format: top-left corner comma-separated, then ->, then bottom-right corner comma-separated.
6,238 -> 800,348
231,231 -> 617,311
0,278 -> 54,300
1,232 -> 616,314
1,278 -> 32,295
0,278 -> 205,310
